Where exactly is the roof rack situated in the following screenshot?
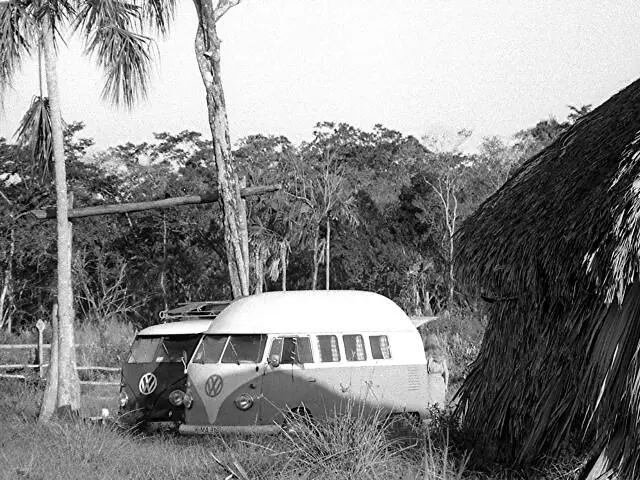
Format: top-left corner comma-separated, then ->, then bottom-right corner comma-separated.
159,300 -> 232,321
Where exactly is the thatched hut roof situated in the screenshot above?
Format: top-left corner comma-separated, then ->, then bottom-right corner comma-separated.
457,79 -> 640,305
456,78 -> 640,479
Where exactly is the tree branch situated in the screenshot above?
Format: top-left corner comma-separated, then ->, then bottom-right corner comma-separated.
0,189 -> 12,206
214,0 -> 241,21
29,184 -> 281,220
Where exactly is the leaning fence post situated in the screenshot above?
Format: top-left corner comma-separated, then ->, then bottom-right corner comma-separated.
35,319 -> 46,378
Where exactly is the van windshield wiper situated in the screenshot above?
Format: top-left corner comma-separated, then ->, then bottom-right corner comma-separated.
228,340 -> 241,365
128,349 -> 138,363
161,341 -> 171,359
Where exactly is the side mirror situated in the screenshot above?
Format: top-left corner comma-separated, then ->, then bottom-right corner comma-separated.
181,350 -> 188,374
268,354 -> 280,368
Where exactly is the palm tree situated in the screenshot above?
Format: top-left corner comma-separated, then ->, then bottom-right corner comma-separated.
1,0 -> 176,420
292,153 -> 359,290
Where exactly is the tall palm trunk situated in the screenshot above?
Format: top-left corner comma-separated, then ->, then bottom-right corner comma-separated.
311,226 -> 320,290
192,0 -> 249,299
39,304 -> 59,422
325,217 -> 330,290
0,227 -> 14,333
160,213 -> 168,310
41,16 -> 80,415
280,241 -> 287,291
254,245 -> 264,294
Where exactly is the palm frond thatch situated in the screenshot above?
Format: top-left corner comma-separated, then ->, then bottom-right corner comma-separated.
455,78 -> 640,479
457,79 -> 640,305
14,95 -> 57,179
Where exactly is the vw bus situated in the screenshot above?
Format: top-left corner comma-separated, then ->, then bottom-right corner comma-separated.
118,301 -> 230,429
180,290 -> 442,434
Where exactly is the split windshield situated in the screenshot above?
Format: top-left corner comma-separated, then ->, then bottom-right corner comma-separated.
193,334 -> 267,364
127,334 -> 201,364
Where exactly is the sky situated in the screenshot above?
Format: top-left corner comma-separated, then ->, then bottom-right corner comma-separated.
1,0 -> 640,152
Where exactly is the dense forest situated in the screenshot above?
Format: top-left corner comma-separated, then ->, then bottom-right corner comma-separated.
0,110 -> 588,332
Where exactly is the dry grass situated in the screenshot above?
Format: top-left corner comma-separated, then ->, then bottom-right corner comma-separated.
75,319 -> 135,368
0,376 -> 588,480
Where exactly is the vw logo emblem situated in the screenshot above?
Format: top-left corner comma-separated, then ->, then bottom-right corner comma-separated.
138,373 -> 158,395
205,374 -> 223,397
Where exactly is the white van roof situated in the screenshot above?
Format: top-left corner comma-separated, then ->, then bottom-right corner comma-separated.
138,319 -> 214,336
205,290 -> 414,335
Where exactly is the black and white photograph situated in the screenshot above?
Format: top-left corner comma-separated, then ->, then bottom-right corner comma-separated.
1,1 -> 639,478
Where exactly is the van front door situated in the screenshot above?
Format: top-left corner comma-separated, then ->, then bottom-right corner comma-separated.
259,336 -> 317,425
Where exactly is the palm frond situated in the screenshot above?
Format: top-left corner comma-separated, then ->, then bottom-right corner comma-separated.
0,0 -> 36,103
13,95 -> 58,179
74,0 -> 156,108
142,0 -> 176,36
33,0 -> 75,50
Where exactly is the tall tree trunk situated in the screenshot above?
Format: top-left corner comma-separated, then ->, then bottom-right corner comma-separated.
161,213 -> 168,311
254,246 -> 263,294
280,241 -> 287,292
325,218 -> 330,290
412,278 -> 421,316
237,177 -> 250,292
41,17 -> 80,415
311,226 -> 320,290
192,0 -> 249,299
446,210 -> 456,307
39,304 -> 59,422
0,227 -> 14,333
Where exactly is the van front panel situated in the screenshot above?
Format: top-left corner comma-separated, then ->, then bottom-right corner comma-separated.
119,333 -> 200,426
185,334 -> 267,428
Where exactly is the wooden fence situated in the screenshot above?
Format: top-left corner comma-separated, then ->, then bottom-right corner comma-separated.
0,325 -> 120,386
0,345 -> 121,385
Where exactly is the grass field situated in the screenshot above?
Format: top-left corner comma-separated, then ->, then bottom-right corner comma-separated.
0,314 -> 587,479
0,376 -> 586,479
1,379 -> 472,480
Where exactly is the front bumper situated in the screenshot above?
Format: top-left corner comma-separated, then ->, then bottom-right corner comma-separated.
179,424 -> 280,435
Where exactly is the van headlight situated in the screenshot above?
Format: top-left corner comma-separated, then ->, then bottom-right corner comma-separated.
183,391 -> 193,409
234,393 -> 254,411
168,389 -> 185,407
119,390 -> 129,408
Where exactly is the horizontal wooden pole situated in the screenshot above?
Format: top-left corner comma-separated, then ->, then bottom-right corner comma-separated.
81,381 -> 120,386
0,374 -> 26,380
0,343 -> 93,350
28,184 -> 281,220
0,375 -> 119,386
0,364 -> 42,369
77,366 -> 121,372
0,363 -> 120,371
0,344 -> 45,350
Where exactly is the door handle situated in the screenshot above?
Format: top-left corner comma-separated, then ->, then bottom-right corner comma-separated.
307,378 -> 316,383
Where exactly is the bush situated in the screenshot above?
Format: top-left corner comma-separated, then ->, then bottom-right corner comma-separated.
421,308 -> 484,388
75,318 -> 135,369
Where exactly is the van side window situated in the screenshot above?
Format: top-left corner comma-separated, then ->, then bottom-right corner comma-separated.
317,335 -> 341,362
369,335 -> 392,360
343,334 -> 366,361
270,336 -> 314,364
